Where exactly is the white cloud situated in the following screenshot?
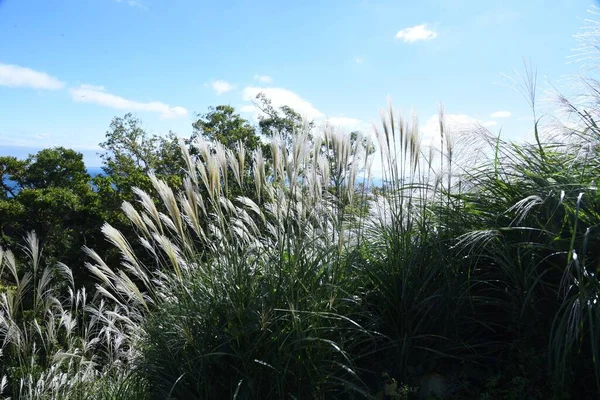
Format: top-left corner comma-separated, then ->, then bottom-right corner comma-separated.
211,80 -> 235,95
70,85 -> 188,119
367,113 -> 497,178
0,62 -> 64,90
421,114 -> 467,144
239,105 -> 256,113
416,113 -> 498,172
325,116 -> 369,132
490,110 -> 511,118
241,86 -> 369,135
395,24 -> 437,43
420,113 -> 492,147
242,86 -> 324,120
355,57 -> 365,64
253,74 -> 273,84
80,84 -> 106,91
326,116 -> 361,126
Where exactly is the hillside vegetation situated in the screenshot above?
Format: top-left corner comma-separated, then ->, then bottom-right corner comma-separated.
1,44 -> 600,400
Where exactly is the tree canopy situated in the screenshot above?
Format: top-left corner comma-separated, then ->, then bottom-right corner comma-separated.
191,105 -> 261,151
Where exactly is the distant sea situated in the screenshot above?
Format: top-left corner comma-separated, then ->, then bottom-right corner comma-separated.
0,145 -> 105,192
3,169 -> 383,193
87,167 -> 103,178
2,167 -> 105,197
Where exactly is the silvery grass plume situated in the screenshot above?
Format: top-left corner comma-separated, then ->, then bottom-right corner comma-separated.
82,124 -> 378,398
367,106 -> 435,237
450,89 -> 600,393
532,9 -> 600,157
0,233 -> 122,399
86,124 -> 374,333
570,5 -> 600,78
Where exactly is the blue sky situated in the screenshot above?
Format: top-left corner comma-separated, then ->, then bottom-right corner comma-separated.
0,0 -> 594,166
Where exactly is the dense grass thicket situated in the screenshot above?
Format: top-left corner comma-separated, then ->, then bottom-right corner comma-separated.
3,27 -> 600,400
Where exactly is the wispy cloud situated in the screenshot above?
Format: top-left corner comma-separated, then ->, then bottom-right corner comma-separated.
70,84 -> 188,119
0,129 -> 52,147
395,24 -> 437,43
0,62 -> 64,90
354,56 -> 365,64
490,110 -> 511,118
211,80 -> 235,95
253,74 -> 273,84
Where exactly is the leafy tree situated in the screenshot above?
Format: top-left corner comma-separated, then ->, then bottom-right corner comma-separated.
190,105 -> 261,151
0,156 -> 25,198
92,114 -> 193,281
100,113 -> 160,172
18,147 -> 90,191
254,92 -> 314,146
0,148 -> 104,288
94,113 -> 186,205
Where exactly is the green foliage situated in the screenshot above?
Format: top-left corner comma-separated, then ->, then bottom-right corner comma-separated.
255,92 -> 312,146
0,148 -> 104,287
191,105 -> 261,151
95,113 -> 185,203
140,260 -> 369,399
0,156 -> 26,198
20,147 -> 90,191
448,133 -> 600,397
79,128 -> 377,399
